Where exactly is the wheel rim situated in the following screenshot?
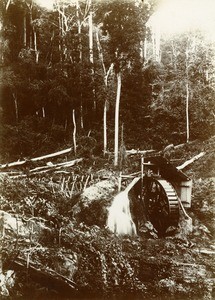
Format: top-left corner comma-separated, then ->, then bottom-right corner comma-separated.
142,177 -> 179,235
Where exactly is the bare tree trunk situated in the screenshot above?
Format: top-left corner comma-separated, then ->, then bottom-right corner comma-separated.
23,14 -> 27,47
185,49 -> 190,143
144,37 -> 147,61
152,24 -> 160,62
57,3 -> 63,64
103,100 -> 107,154
88,0 -> 96,111
42,107 -> 45,118
13,92 -> 18,123
73,109 -> 77,156
34,31 -> 39,63
155,26 -> 160,62
186,82 -> 189,143
29,5 -> 33,49
76,0 -> 82,62
6,0 -> 11,10
114,72 -> 122,167
88,0 -> 93,65
76,0 -> 84,129
95,29 -> 106,74
119,123 -> 126,170
95,29 -> 112,156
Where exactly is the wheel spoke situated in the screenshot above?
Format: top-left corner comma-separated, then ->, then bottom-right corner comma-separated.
142,177 -> 179,235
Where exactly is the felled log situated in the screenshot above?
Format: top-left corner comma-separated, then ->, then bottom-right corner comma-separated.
9,158 -> 83,178
103,149 -> 155,156
10,257 -> 77,296
30,158 -> 83,173
0,147 -> 73,169
177,152 -> 205,170
126,149 -> 155,156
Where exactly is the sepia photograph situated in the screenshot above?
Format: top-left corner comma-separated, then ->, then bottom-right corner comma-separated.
0,0 -> 214,298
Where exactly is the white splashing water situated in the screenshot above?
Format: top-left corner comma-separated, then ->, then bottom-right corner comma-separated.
107,190 -> 137,236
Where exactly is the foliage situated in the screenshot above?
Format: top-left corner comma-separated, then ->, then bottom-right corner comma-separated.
146,32 -> 215,143
0,137 -> 215,299
0,2 -> 215,298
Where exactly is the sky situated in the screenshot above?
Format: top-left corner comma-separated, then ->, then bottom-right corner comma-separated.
35,0 -> 215,39
148,0 -> 215,40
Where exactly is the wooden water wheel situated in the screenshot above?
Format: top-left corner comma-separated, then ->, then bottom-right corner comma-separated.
142,176 -> 179,236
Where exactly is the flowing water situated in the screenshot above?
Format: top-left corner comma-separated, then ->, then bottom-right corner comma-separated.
107,190 -> 137,235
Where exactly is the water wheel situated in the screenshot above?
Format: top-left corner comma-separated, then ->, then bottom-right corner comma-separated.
142,177 -> 179,235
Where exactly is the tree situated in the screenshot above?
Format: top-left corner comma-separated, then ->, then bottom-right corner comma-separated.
94,0 -> 152,165
145,30 -> 215,143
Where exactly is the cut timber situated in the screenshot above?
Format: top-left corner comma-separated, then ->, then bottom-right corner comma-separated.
30,158 -> 83,173
177,152 -> 205,170
0,147 -> 73,169
104,149 -> 155,156
10,158 -> 83,178
126,149 -> 155,155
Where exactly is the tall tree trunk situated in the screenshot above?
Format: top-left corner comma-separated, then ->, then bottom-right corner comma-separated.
114,72 -> 122,167
42,107 -> 45,118
88,0 -> 96,111
155,26 -> 160,62
6,0 -> 11,10
57,2 -> 63,64
73,109 -> 77,156
103,100 -> 107,155
95,29 -> 114,156
185,49 -> 190,143
12,92 -> 18,123
26,0 -> 33,48
76,0 -> 82,62
76,0 -> 84,129
34,30 -> 39,63
152,24 -> 160,62
23,14 -> 27,47
186,82 -> 189,143
144,37 -> 147,61
29,6 -> 33,48
88,0 -> 93,65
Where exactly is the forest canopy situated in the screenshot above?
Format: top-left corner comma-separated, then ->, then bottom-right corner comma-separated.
0,0 -> 214,162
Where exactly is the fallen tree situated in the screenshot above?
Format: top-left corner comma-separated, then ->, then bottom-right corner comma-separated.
0,147 -> 73,169
3,158 -> 83,178
177,152 -> 205,170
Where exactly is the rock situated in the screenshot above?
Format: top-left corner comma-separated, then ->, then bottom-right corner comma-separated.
139,221 -> 158,239
0,210 -> 29,238
72,180 -> 117,226
81,180 -> 116,204
0,210 -> 51,241
165,226 -> 178,235
0,270 -> 15,297
55,253 -> 78,280
158,278 -> 176,293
